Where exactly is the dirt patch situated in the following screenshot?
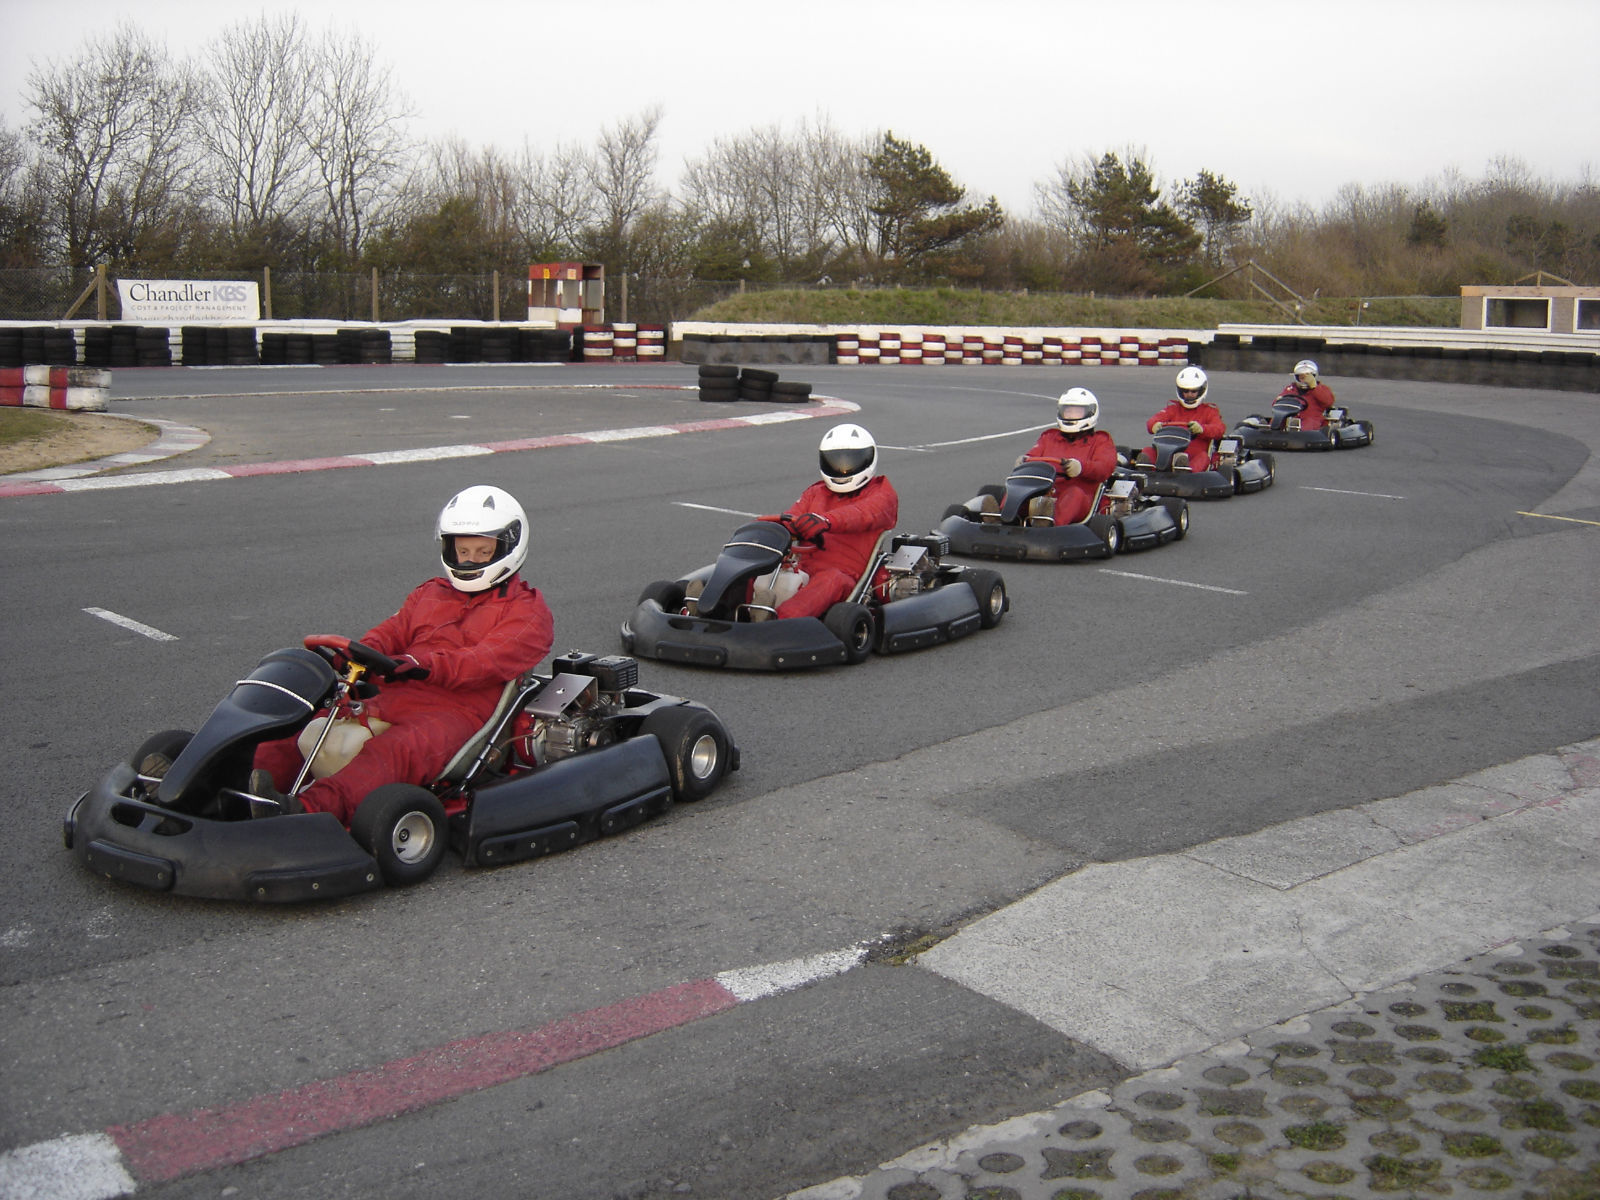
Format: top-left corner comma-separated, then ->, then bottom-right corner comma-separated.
0,409 -> 160,475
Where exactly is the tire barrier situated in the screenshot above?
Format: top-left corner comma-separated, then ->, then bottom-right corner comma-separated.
0,365 -> 112,411
1196,334 -> 1600,393
695,363 -> 813,404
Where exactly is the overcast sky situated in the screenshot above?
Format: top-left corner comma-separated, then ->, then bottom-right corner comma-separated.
2,0 -> 1596,218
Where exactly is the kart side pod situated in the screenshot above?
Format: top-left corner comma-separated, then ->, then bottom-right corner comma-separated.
455,732 -> 673,868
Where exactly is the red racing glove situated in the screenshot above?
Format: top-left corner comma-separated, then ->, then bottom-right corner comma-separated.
790,512 -> 831,541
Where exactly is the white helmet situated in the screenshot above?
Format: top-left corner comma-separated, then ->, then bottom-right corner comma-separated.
1174,366 -> 1208,408
818,423 -> 877,493
1292,359 -> 1319,388
1056,388 -> 1099,435
436,484 -> 527,592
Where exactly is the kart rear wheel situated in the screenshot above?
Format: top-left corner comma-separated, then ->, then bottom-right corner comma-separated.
963,569 -> 1007,629
637,579 -> 685,610
351,784 -> 448,887
978,484 -> 1005,503
942,503 -> 970,522
1162,499 -> 1190,538
641,705 -> 730,802
1087,513 -> 1121,555
823,601 -> 875,664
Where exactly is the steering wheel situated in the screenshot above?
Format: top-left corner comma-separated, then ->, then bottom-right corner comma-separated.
304,634 -> 403,678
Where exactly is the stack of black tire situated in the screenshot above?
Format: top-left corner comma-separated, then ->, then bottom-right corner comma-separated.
181,326 -> 256,366
521,327 -> 573,362
697,363 -> 739,401
0,326 -> 78,367
83,325 -> 168,367
697,364 -> 815,404
414,330 -> 449,363
336,327 -> 392,364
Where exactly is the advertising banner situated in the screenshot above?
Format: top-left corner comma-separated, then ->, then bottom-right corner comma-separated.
117,280 -> 260,321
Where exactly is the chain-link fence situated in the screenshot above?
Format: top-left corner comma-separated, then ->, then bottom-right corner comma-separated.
0,268 -> 756,326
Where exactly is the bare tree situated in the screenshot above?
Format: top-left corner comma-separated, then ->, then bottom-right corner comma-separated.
679,115 -> 868,274
299,26 -> 412,263
0,123 -> 49,266
24,23 -> 205,267
512,140 -> 594,258
584,105 -> 663,259
200,13 -> 316,246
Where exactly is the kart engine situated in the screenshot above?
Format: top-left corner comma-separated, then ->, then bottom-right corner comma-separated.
880,534 -> 949,602
520,652 -> 639,765
1102,477 -> 1140,519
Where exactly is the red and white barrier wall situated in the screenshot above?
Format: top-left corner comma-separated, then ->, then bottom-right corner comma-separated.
828,329 -> 1192,368
0,366 -> 111,411
576,323 -> 667,363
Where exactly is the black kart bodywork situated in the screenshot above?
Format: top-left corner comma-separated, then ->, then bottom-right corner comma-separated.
65,643 -> 738,902
939,459 -> 1189,562
1234,395 -> 1375,451
621,520 -> 1008,670
1124,425 -> 1275,500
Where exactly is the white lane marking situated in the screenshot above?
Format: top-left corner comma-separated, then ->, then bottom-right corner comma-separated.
357,445 -> 493,464
905,424 -> 1052,450
83,608 -> 179,642
675,502 -> 760,517
1301,486 -> 1406,500
1098,570 -> 1248,595
1518,510 -> 1600,527
0,1132 -> 136,1200
716,943 -> 872,1002
64,468 -> 234,491
581,425 -> 681,441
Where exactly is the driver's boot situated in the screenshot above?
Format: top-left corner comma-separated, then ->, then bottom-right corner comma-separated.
248,768 -> 304,816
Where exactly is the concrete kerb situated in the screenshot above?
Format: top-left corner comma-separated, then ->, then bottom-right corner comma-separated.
786,736 -> 1600,1200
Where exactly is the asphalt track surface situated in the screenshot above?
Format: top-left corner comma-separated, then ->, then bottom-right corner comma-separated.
1,362 -> 1597,1198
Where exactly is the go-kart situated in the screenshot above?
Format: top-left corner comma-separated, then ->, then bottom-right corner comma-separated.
64,636 -> 738,903
939,459 -> 1189,562
1123,424 -> 1275,500
1234,394 -> 1375,451
620,519 -> 1007,670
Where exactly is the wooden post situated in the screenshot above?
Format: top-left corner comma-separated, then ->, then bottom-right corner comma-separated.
263,266 -> 273,320
96,264 -> 107,320
492,270 -> 500,323
619,271 -> 629,323
371,267 -> 380,323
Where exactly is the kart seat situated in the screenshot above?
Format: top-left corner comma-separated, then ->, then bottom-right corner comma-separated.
435,670 -> 540,785
846,531 -> 898,605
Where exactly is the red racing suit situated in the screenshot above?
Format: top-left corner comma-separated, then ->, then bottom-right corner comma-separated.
767,475 -> 899,620
1143,401 -> 1226,470
1276,382 -> 1337,430
1021,428 -> 1118,525
253,575 -> 555,825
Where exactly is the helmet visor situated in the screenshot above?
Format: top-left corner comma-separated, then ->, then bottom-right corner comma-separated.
1057,403 -> 1093,423
820,445 -> 874,479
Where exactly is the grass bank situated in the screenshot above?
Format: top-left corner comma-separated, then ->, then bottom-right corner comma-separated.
691,289 -> 1459,329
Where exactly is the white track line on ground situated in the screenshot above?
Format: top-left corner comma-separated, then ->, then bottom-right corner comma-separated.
1097,569 -> 1248,595
82,608 -> 179,642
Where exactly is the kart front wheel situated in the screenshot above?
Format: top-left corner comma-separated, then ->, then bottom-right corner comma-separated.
351,784 -> 448,886
130,729 -> 193,776
823,602 -> 875,664
642,705 -> 730,802
637,579 -> 685,610
963,569 -> 1007,629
